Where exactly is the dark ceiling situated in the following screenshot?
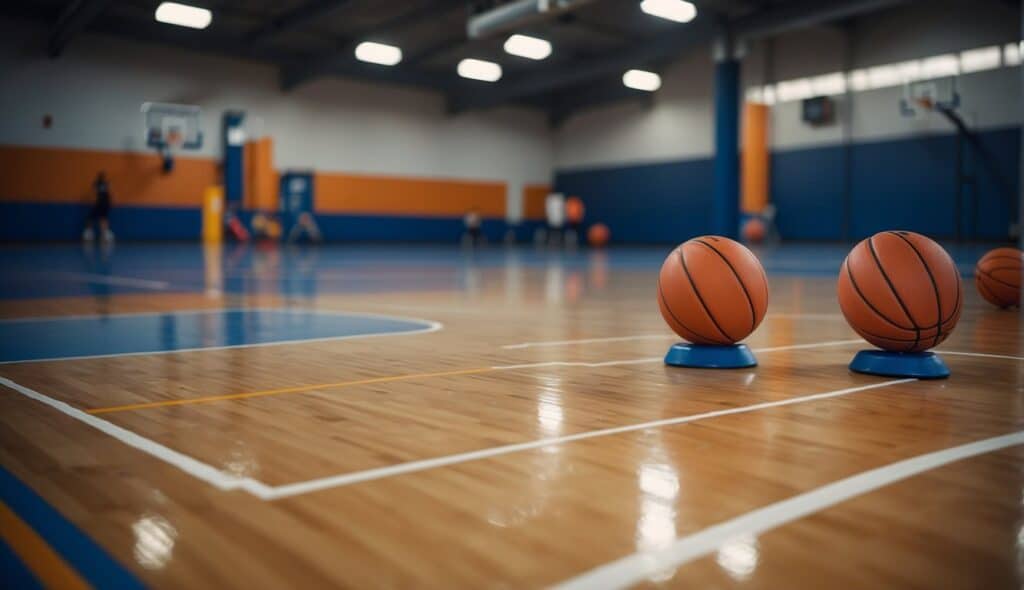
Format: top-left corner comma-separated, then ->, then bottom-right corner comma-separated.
0,0 -> 918,123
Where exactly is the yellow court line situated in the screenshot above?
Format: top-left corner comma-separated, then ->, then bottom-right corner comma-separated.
0,501 -> 92,590
86,366 -> 496,415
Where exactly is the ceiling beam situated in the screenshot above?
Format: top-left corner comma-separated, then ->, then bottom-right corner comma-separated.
449,0 -> 915,114
547,80 -> 652,127
246,0 -> 355,45
48,0 -> 114,57
467,0 -> 597,39
730,0 -> 910,39
280,0 -> 465,92
85,14 -> 460,96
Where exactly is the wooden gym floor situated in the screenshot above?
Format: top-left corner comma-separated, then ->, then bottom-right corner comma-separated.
0,243 -> 1021,589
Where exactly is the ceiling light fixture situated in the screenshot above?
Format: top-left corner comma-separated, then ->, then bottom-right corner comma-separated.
458,58 -> 503,82
622,69 -> 661,92
640,0 -> 697,23
155,2 -> 212,29
354,41 -> 403,66
504,34 -> 552,60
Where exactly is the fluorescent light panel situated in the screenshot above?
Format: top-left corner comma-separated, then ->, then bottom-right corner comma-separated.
155,2 -> 211,29
458,58 -> 502,82
504,34 -> 551,60
919,54 -> 959,78
960,46 -> 1000,73
810,72 -> 846,96
622,69 -> 661,92
354,41 -> 402,66
640,0 -> 697,23
1003,42 -> 1021,66
776,78 -> 813,102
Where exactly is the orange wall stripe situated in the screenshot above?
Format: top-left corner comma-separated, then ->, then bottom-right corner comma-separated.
315,173 -> 506,218
244,138 -> 277,211
0,145 -> 519,218
522,184 -> 550,221
741,102 -> 769,214
0,145 -> 218,208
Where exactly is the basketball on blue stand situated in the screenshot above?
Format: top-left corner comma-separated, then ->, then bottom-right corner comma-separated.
837,231 -> 963,379
658,236 -> 768,369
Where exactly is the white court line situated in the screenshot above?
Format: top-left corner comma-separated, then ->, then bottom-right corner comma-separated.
552,430 -> 1024,590
0,376 -> 275,499
496,339 -> 864,369
503,329 -> 853,350
263,378 -> 913,499
503,335 -> 672,349
360,303 -> 501,317
0,350 -> 911,500
941,350 -> 1024,361
0,308 -> 443,365
41,271 -> 172,290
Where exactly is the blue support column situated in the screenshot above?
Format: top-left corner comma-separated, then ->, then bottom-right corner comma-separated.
713,43 -> 740,239
222,111 -> 246,208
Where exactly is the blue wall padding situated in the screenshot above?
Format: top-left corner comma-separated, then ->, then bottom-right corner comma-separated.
0,203 -> 202,241
3,127 -> 1016,244
0,202 -> 531,243
713,59 -> 741,239
222,111 -> 246,205
847,134 -> 958,238
770,143 -> 846,240
554,158 -> 714,244
557,126 -> 1020,243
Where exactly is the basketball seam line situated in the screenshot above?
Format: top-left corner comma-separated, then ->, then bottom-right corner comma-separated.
658,278 -> 727,345
866,236 -> 920,350
887,232 -> 945,348
977,268 -> 1020,289
979,265 -> 1024,277
843,260 -> 916,335
977,274 -> 1016,306
976,278 -> 1004,306
694,239 -> 757,334
677,247 -> 736,343
852,324 -> 943,344
977,255 -> 1023,264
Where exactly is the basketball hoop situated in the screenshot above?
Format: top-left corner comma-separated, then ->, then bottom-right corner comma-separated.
899,77 -> 959,119
141,102 -> 203,174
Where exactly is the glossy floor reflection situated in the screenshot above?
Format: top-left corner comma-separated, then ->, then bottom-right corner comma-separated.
0,241 -> 1021,589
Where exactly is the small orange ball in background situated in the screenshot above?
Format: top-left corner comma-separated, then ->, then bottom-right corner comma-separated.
657,236 -> 768,345
565,196 -> 585,224
975,247 -> 1022,308
587,223 -> 609,247
837,231 -> 962,352
741,217 -> 766,244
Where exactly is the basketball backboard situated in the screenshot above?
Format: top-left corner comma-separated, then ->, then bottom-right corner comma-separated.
141,102 -> 203,172
899,76 -> 959,118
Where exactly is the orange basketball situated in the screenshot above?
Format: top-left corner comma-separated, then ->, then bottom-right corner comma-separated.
975,247 -> 1022,308
837,231 -> 962,352
565,196 -> 585,224
657,236 -> 768,345
741,218 -> 766,243
587,223 -> 609,247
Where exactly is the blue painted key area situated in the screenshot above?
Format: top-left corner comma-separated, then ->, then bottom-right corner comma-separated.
0,309 -> 435,363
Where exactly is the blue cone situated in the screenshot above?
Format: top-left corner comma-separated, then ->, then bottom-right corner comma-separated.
849,350 -> 950,379
664,343 -> 757,369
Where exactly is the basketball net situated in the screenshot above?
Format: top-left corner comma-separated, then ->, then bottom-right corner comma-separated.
915,97 -> 934,111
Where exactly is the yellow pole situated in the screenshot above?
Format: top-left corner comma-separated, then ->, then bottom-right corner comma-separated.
202,185 -> 224,244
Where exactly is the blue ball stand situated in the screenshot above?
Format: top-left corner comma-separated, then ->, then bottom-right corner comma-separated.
848,350 -> 950,379
664,343 -> 757,369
